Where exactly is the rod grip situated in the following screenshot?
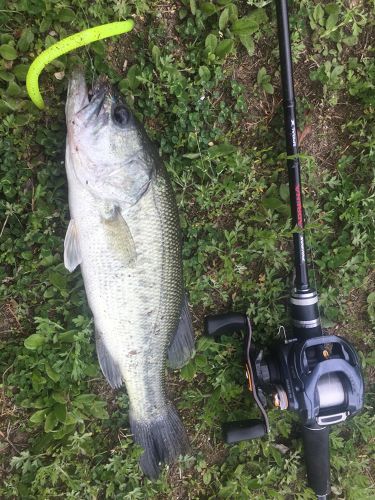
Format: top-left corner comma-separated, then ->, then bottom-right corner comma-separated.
302,425 -> 330,498
204,313 -> 247,338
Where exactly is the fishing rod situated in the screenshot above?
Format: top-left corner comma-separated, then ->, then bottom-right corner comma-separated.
204,1 -> 364,498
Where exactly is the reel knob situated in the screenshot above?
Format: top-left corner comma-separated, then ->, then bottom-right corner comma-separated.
204,313 -> 247,338
223,419 -> 267,444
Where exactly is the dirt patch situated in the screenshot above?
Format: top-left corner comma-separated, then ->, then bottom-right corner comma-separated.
0,300 -> 23,340
333,271 -> 375,385
0,381 -> 29,485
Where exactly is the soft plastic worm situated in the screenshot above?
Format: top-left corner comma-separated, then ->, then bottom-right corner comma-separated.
26,20 -> 134,110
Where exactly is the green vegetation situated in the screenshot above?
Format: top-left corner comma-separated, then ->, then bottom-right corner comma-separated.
0,0 -> 374,498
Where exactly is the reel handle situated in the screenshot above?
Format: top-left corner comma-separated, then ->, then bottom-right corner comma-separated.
302,425 -> 330,499
223,419 -> 267,444
204,313 -> 247,338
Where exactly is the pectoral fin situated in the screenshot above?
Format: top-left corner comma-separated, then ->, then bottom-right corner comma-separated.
102,207 -> 137,267
64,219 -> 82,272
168,295 -> 195,369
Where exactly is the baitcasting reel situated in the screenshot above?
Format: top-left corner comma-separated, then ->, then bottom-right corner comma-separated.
205,302 -> 364,442
205,288 -> 364,498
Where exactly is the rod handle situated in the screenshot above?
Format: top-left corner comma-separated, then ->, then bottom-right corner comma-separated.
302,425 -> 330,498
204,313 -> 247,338
223,419 -> 266,443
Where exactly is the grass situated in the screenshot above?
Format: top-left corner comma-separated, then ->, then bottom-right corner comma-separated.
0,0 -> 374,498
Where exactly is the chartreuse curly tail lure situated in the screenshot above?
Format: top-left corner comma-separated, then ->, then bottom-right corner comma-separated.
26,20 -> 134,110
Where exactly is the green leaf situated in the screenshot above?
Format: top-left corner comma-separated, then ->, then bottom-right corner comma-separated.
239,34 -> 254,56
152,45 -> 161,66
219,8 -> 229,30
44,411 -> 58,432
58,8 -> 75,23
279,183 -> 290,202
326,13 -> 339,31
0,34 -> 13,44
200,2 -> 217,16
0,70 -> 14,82
263,82 -> 274,94
48,271 -> 67,291
13,64 -> 30,81
30,409 -> 47,424
178,7 -> 188,19
74,394 -> 96,406
205,33 -> 218,52
313,4 -> 325,27
43,287 -> 55,299
17,28 -> 34,52
6,81 -> 21,97
53,403 -> 67,423
46,363 -> 60,382
24,333 -> 45,350
13,114 -> 31,127
190,0 -> 197,15
198,65 -> 211,81
325,3 -> 340,15
56,331 -> 76,343
215,39 -> 234,59
31,433 -> 54,454
203,470 -> 212,485
248,8 -> 268,25
126,64 -> 141,90
330,65 -> 344,80
321,317 -> 337,328
227,3 -> 238,23
257,67 -> 266,85
263,197 -> 284,210
183,152 -> 201,159
181,361 -> 196,381
65,412 -> 78,425
52,391 -> 66,404
342,35 -> 358,47
0,44 -> 18,61
207,143 -> 236,158
270,446 -> 282,466
91,40 -> 105,56
89,401 -> 109,420
231,17 -> 259,35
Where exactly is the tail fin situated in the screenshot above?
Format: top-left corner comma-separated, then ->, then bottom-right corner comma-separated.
130,403 -> 190,479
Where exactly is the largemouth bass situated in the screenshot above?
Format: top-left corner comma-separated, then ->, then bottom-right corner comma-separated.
64,69 -> 194,478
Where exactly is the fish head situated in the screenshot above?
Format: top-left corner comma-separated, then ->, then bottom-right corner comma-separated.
66,69 -> 154,207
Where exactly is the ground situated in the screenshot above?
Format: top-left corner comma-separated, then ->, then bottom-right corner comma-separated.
0,0 -> 374,498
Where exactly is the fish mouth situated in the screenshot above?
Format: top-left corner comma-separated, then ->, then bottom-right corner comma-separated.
85,88 -> 107,116
67,69 -> 131,128
75,74 -> 115,119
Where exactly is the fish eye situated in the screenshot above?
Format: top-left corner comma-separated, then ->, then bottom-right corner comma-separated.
113,105 -> 129,127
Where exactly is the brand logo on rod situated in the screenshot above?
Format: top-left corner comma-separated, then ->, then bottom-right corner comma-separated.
295,184 -> 303,227
291,119 -> 297,147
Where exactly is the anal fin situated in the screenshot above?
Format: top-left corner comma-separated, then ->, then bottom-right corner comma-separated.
95,329 -> 123,389
168,295 -> 195,369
